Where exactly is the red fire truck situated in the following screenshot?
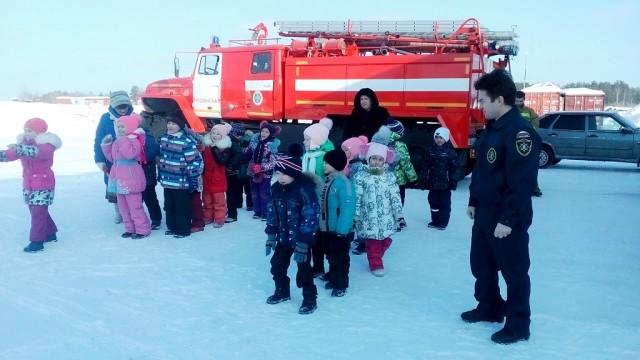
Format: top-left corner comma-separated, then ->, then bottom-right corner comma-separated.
140,19 -> 518,175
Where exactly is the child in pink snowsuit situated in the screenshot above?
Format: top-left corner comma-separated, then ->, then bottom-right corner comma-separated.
0,118 -> 62,252
101,114 -> 151,239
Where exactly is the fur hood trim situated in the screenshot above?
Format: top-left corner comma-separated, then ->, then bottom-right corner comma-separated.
17,132 -> 62,149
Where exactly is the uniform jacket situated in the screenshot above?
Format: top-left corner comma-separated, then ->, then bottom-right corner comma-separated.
202,136 -> 231,193
244,133 -> 280,179
388,132 -> 418,185
157,131 -> 202,190
345,88 -> 390,140
265,174 -> 320,248
302,139 -> 334,181
318,171 -> 357,235
353,164 -> 403,240
421,140 -> 459,190
0,132 -> 62,192
469,107 -> 541,228
102,130 -> 147,195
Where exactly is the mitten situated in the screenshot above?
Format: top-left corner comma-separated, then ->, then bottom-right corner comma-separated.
101,134 -> 113,145
252,164 -> 262,174
398,217 -> 407,229
265,234 -> 276,256
449,180 -> 458,191
96,162 -> 108,173
293,242 -> 309,263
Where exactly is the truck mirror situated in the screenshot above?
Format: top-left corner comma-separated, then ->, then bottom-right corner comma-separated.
174,57 -> 180,77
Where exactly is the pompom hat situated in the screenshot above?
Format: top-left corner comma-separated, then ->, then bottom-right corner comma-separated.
110,90 -> 132,108
230,122 -> 246,137
24,118 -> 48,134
341,135 -> 368,161
387,117 -> 405,137
260,120 -> 281,137
212,123 -> 232,139
363,142 -> 394,163
434,127 -> 451,142
117,115 -> 140,135
303,117 -> 333,150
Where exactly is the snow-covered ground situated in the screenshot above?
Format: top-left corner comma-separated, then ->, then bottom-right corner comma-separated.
0,102 -> 639,360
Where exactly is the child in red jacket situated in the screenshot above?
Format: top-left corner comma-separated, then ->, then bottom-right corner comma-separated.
202,123 -> 232,227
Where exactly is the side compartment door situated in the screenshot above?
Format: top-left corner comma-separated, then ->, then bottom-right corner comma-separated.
192,54 -> 222,119
548,114 -> 586,157
245,51 -> 274,119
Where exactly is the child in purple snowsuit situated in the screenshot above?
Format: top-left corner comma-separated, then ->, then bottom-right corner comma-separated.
0,118 -> 62,252
101,114 -> 151,239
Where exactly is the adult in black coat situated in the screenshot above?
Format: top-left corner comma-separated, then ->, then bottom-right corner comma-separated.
343,88 -> 390,141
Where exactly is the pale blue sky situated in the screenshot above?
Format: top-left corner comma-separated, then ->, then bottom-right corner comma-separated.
1,0 -> 637,99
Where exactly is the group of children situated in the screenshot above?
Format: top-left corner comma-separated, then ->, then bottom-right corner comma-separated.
1,103 -> 460,317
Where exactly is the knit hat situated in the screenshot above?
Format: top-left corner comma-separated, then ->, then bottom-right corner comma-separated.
260,120 -> 281,137
323,149 -> 348,172
303,117 -> 333,150
167,115 -> 186,130
363,142 -> 394,163
434,127 -> 451,142
275,143 -> 304,178
230,122 -> 246,137
110,90 -> 132,108
371,125 -> 392,145
117,115 -> 140,135
387,117 -> 405,137
212,123 -> 232,139
24,118 -> 48,134
341,135 -> 368,161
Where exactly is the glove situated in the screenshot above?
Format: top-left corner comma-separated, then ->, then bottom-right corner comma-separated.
293,242 -> 309,263
101,134 -> 113,145
252,164 -> 262,174
265,235 -> 276,256
397,217 -> 407,231
96,162 -> 108,173
449,180 -> 458,191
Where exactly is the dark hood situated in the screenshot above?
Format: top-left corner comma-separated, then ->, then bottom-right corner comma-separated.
353,88 -> 380,112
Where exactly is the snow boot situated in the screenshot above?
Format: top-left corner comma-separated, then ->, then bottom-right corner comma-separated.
45,233 -> 58,242
23,241 -> 44,252
298,300 -> 317,315
491,327 -> 530,345
460,308 -> 504,324
114,203 -> 123,224
150,220 -> 162,230
266,289 -> 291,305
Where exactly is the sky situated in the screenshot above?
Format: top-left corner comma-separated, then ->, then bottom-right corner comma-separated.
0,101 -> 639,359
1,0 -> 639,100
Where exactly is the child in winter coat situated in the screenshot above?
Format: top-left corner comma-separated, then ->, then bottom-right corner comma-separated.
137,112 -> 162,230
353,142 -> 404,277
340,135 -> 368,178
101,115 -> 151,239
385,118 -> 418,206
318,149 -> 356,297
264,144 -> 320,315
0,118 -> 62,252
94,90 -> 134,224
244,121 -> 280,220
302,117 -> 335,277
341,135 -> 368,255
158,115 -> 202,238
202,123 -> 232,227
421,127 -> 460,230
224,122 -> 245,222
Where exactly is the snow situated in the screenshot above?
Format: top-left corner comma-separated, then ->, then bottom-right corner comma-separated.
0,102 -> 639,360
562,88 -> 606,96
522,82 -> 562,93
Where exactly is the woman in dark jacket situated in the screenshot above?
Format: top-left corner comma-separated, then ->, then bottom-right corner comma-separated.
343,88 -> 390,141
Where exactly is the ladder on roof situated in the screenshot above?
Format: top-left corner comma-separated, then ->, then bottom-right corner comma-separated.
274,19 -> 518,43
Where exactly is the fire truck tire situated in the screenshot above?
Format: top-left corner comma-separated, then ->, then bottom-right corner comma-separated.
539,146 -> 554,169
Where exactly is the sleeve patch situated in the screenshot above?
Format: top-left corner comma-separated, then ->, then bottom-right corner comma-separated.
516,131 -> 531,138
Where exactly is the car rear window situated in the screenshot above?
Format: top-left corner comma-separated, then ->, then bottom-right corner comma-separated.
553,115 -> 585,131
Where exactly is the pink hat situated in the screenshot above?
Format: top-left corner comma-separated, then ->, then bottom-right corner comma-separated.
117,115 -> 140,135
341,136 -> 368,161
24,118 -> 48,134
303,117 -> 333,150
212,123 -> 232,139
363,142 -> 394,163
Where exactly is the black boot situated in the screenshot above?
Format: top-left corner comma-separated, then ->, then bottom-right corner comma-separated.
491,327 -> 530,344
298,300 -> 317,315
23,241 -> 44,252
428,210 -> 439,228
460,308 -> 504,323
266,289 -> 291,305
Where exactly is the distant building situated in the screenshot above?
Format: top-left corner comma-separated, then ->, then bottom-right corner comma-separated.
55,96 -> 110,106
522,83 -> 605,115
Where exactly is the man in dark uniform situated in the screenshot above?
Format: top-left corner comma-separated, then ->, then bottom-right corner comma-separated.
460,69 -> 541,345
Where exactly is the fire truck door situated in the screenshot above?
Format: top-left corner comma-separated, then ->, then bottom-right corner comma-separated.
245,51 -> 274,119
192,53 -> 222,118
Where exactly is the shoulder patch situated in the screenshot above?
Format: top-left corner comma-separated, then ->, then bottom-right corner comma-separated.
516,137 -> 533,156
516,131 -> 531,138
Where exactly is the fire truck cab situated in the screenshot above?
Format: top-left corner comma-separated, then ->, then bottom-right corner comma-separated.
141,19 -> 518,176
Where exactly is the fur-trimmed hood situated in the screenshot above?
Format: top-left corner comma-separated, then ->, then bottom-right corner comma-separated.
202,134 -> 232,149
17,132 -> 62,150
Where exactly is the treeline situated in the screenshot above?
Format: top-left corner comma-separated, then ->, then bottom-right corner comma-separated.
516,80 -> 639,107
18,86 -> 142,103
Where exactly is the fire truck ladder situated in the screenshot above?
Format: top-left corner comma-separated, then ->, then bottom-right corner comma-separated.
274,19 -> 518,56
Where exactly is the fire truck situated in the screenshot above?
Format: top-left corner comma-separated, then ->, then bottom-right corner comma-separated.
140,19 -> 518,175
